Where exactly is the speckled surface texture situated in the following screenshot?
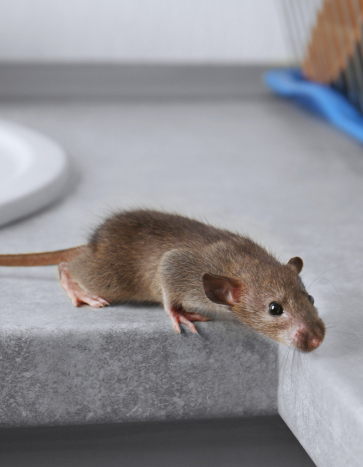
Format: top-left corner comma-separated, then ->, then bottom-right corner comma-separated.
0,314 -> 278,426
0,75 -> 362,466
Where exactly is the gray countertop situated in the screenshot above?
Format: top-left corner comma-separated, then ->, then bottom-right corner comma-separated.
0,65 -> 362,466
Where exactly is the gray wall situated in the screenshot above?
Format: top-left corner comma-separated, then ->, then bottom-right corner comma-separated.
0,0 -> 289,63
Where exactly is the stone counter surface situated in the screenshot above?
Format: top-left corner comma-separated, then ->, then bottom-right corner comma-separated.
0,80 -> 362,466
0,306 -> 277,426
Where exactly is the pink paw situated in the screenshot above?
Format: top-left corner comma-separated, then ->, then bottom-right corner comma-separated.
166,305 -> 210,334
59,262 -> 110,308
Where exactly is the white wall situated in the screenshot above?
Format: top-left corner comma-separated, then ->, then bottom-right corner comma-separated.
0,0 -> 289,63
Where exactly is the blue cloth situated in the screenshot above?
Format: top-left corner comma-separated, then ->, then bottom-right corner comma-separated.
265,68 -> 363,144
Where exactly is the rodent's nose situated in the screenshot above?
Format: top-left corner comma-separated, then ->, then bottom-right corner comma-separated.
294,324 -> 325,352
309,335 -> 322,349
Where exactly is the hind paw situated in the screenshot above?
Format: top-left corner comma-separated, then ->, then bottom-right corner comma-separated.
59,262 -> 110,308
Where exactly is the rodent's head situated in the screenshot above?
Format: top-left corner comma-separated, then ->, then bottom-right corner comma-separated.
203,256 -> 325,353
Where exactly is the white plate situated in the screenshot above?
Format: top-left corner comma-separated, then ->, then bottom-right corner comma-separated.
0,120 -> 69,227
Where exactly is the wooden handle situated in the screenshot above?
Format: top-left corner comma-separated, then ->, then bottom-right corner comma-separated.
302,0 -> 363,84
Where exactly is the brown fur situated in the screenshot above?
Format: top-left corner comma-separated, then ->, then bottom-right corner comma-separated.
0,209 -> 325,352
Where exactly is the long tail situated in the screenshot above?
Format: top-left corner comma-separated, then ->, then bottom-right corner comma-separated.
0,245 -> 88,267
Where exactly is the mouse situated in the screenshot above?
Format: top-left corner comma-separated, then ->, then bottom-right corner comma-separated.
0,209 -> 325,352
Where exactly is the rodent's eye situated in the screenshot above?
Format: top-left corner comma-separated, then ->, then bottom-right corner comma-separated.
268,302 -> 284,316
308,295 -> 315,305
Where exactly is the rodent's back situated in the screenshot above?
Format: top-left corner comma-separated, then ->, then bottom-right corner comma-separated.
90,210 -> 235,250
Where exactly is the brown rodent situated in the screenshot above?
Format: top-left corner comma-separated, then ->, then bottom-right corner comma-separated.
0,209 -> 325,352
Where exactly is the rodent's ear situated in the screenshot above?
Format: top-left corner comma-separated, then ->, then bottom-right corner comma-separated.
287,257 -> 303,274
202,273 -> 243,306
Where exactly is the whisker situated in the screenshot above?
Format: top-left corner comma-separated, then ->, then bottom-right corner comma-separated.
291,345 -> 298,385
307,266 -> 340,289
297,352 -> 314,395
309,278 -> 342,302
281,342 -> 294,387
322,320 -> 352,336
280,344 -> 290,382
